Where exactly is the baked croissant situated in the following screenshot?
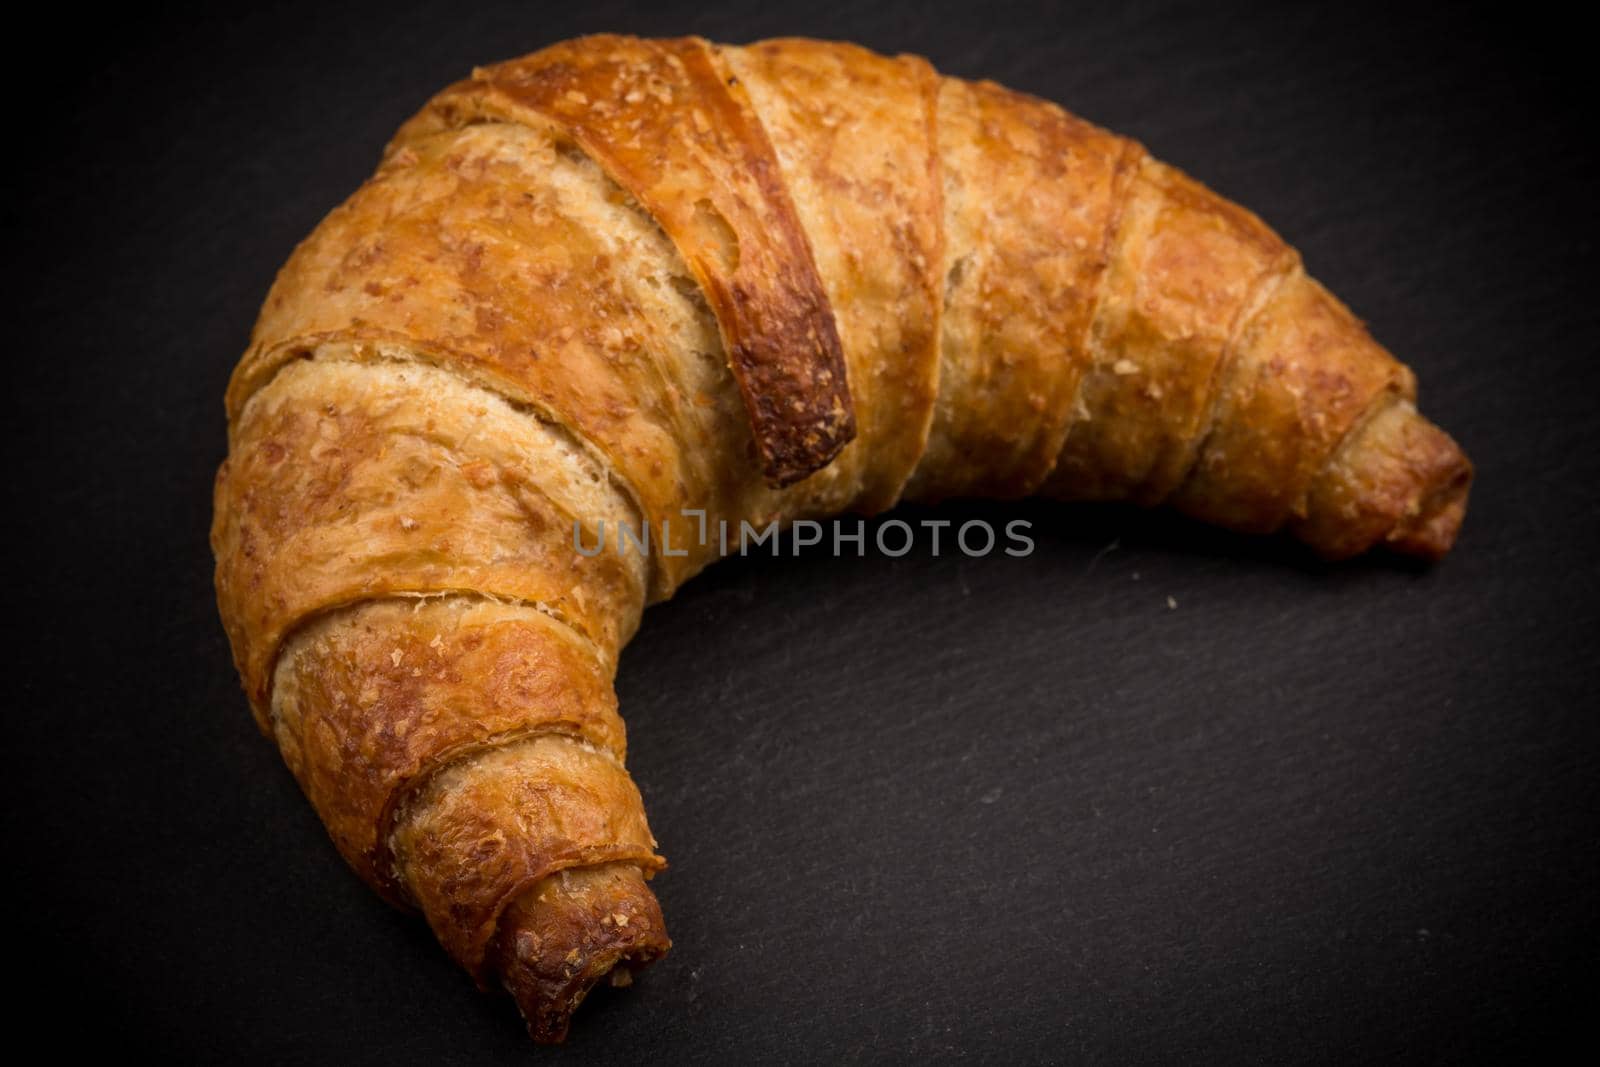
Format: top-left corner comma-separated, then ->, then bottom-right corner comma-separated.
212,34 -> 1471,1042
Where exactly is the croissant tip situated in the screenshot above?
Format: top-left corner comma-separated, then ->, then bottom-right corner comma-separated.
1386,451 -> 1473,562
492,864 -> 670,1044
1396,403 -> 1475,561
1294,399 -> 1473,564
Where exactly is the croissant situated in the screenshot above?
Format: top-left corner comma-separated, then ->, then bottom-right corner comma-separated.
211,34 -> 1471,1042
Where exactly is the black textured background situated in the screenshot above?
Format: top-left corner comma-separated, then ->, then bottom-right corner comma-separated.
10,1 -> 1599,1061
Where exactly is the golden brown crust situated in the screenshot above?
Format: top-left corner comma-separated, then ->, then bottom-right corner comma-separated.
907,77 -> 1136,501
390,734 -> 664,978
1047,157 -> 1297,504
271,597 -> 624,902
400,35 -> 854,487
213,356 -> 645,718
212,34 -> 1474,1044
1168,269 -> 1417,533
226,120 -> 727,597
1291,396 -> 1473,559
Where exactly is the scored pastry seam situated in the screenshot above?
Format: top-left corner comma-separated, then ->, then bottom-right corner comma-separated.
233,341 -> 655,714
1162,247 -> 1303,516
1039,135 -> 1154,491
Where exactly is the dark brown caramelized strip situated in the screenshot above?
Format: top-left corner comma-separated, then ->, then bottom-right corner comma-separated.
411,34 -> 855,486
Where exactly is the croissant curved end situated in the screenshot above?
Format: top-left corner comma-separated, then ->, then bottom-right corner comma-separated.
490,864 -> 671,1043
1294,398 -> 1473,562
1389,462 -> 1472,560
